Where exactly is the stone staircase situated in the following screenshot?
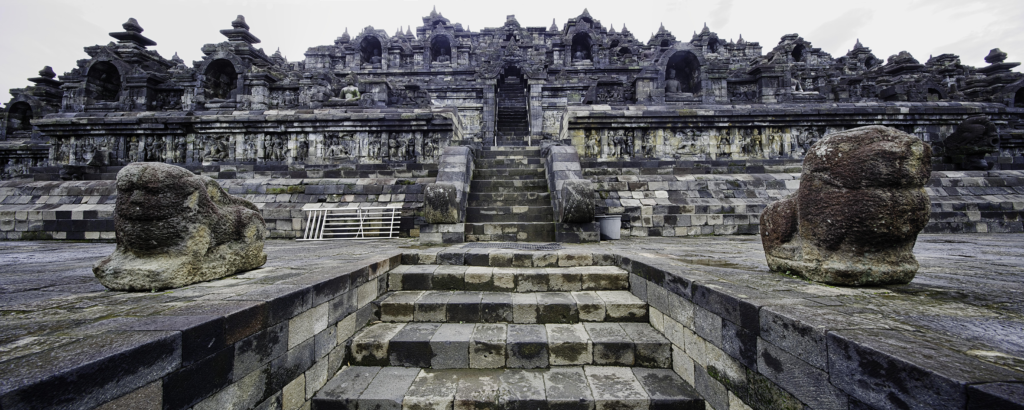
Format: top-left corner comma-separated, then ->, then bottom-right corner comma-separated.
465,147 -> 556,242
313,260 -> 704,409
496,77 -> 530,146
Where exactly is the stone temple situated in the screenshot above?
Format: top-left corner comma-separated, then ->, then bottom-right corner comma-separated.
1,9 -> 1023,242
2,9 -> 1024,410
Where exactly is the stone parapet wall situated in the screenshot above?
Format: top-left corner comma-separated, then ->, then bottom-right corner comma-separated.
563,103 -> 1024,168
584,163 -> 1024,237
0,177 -> 432,240
0,247 -> 399,410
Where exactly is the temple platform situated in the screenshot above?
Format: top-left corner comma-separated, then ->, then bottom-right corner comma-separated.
0,234 -> 1022,409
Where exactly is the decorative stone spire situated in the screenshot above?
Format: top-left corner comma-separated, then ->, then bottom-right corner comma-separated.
609,24 -> 616,34
341,27 -> 350,41
171,52 -> 184,64
985,48 -> 1008,64
854,38 -> 864,49
109,17 -> 156,47
550,18 -> 558,32
232,15 -> 249,30
406,26 -> 413,37
221,14 -> 260,44
738,34 -> 745,44
39,66 -> 57,79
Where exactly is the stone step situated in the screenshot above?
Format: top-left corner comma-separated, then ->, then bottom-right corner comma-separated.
475,158 -> 543,167
468,191 -> 550,206
466,206 -> 553,223
477,149 -> 541,159
473,169 -> 546,180
387,265 -> 629,292
465,222 -> 556,242
379,290 -> 648,324
314,366 -> 703,410
346,322 -> 671,368
470,179 -> 549,193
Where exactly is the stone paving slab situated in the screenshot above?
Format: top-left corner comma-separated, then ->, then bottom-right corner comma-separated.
313,366 -> 702,410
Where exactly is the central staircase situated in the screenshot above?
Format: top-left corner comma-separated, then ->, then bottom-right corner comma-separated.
312,256 -> 704,409
465,147 -> 556,242
496,77 -> 530,146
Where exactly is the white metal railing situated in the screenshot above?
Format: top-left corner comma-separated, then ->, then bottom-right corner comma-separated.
298,206 -> 400,240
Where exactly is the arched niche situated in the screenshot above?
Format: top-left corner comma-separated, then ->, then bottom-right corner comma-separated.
1015,88 -> 1024,107
204,59 -> 239,100
5,102 -> 33,134
927,88 -> 943,102
571,32 -> 593,62
360,37 -> 383,65
86,61 -> 121,102
864,56 -> 879,69
431,36 -> 452,63
707,37 -> 720,53
609,39 -> 620,48
660,39 -> 671,48
618,47 -> 632,56
665,50 -> 702,94
792,44 -> 806,63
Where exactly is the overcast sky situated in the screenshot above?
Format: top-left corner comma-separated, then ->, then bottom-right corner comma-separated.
2,0 -> 1022,101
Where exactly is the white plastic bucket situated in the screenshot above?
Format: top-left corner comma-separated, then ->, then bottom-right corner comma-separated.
596,215 -> 622,240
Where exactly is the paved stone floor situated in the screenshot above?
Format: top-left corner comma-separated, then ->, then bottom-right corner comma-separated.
1,233 -> 1023,373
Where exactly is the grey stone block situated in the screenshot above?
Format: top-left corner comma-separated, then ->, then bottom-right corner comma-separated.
631,368 -> 703,410
470,324 -> 506,369
620,323 -> 671,368
546,324 -> 593,366
454,369 -> 503,409
314,366 -> 380,407
389,323 -> 441,367
350,323 -> 405,366
758,339 -> 848,410
498,369 -> 547,408
572,291 -> 606,322
403,370 -> 460,410
585,366 -> 649,410
414,291 -> 451,322
694,305 -> 723,348
597,291 -> 647,322
537,292 -> 579,324
506,324 -> 549,369
543,367 -> 593,410
585,322 -> 635,366
694,364 -> 729,410
358,366 -> 421,410
480,292 -> 513,322
512,293 -> 538,324
446,291 -> 482,322
431,323 -> 475,369
828,329 -> 1024,410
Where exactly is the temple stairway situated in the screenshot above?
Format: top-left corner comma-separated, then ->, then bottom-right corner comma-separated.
464,146 -> 556,242
312,260 -> 705,409
496,77 -> 530,146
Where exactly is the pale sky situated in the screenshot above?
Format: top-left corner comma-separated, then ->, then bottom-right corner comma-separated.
2,0 -> 1022,101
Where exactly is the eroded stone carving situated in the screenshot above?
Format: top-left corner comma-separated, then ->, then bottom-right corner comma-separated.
760,125 -> 931,286
93,162 -> 267,290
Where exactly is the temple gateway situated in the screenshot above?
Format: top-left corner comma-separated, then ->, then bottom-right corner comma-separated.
1,9 -> 1023,241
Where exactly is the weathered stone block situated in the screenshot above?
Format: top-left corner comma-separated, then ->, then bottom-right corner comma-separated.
761,126 -> 931,286
93,163 -> 267,291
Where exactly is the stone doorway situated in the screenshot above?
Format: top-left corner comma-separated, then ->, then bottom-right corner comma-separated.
495,66 -> 529,146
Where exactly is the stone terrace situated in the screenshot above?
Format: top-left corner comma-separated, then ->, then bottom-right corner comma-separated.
0,235 -> 1022,409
